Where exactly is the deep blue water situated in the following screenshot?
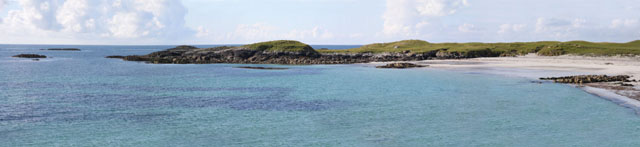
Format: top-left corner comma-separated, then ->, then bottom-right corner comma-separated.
2,45 -> 640,146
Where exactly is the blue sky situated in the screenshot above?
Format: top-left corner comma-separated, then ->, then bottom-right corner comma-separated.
0,0 -> 639,45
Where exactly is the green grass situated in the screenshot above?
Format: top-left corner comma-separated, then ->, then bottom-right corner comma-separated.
242,40 -> 317,53
317,40 -> 640,56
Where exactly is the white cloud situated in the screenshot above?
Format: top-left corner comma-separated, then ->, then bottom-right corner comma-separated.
415,0 -> 468,16
534,17 -> 587,38
196,26 -> 209,37
284,26 -> 334,40
0,0 -> 6,11
382,0 -> 469,36
0,0 -> 193,44
229,23 -> 277,40
607,18 -> 640,39
457,23 -> 475,33
610,19 -> 639,28
498,23 -> 526,34
220,23 -> 335,43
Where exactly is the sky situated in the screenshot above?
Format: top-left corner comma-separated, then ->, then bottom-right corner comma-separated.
0,0 -> 639,45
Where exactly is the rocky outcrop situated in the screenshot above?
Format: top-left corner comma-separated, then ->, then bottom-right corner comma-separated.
12,54 -> 47,58
234,66 -> 289,70
376,63 -> 427,69
105,55 -> 125,59
43,48 -> 81,51
540,75 -> 632,84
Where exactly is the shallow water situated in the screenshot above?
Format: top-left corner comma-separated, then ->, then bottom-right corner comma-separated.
2,45 -> 640,146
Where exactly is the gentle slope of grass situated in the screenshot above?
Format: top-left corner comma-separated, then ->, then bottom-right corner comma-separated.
317,40 -> 640,56
242,40 -> 317,53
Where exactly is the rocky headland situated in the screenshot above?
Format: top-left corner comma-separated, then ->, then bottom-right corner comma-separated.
110,40 -> 501,65
110,39 -> 640,65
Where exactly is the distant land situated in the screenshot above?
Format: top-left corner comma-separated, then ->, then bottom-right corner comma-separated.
109,40 -> 640,65
319,40 -> 640,56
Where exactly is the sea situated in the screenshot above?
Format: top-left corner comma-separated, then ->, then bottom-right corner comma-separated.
2,45 -> 640,146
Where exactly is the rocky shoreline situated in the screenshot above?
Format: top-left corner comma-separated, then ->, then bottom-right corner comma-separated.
110,45 -> 497,65
540,75 -> 635,84
376,63 -> 427,69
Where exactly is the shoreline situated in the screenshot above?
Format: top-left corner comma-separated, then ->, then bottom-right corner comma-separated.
372,54 -> 640,112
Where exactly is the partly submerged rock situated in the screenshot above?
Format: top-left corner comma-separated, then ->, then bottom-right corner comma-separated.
234,66 -> 289,70
12,54 -> 47,58
105,55 -> 125,59
376,63 -> 427,69
43,48 -> 81,51
540,75 -> 632,84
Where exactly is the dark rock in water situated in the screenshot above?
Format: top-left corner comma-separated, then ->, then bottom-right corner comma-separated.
376,63 -> 427,69
44,48 -> 81,51
234,66 -> 289,70
105,55 -> 125,59
618,82 -> 635,87
605,62 -> 614,65
540,75 -> 631,84
123,56 -> 150,62
12,54 -> 47,58
32,59 -> 40,61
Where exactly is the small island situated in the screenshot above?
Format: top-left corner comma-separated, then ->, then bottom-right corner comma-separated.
111,40 -> 640,65
42,48 -> 81,51
12,54 -> 47,58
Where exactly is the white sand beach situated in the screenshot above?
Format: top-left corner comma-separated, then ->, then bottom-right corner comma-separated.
424,54 -> 640,80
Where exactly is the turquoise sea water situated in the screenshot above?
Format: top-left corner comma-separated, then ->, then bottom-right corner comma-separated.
2,45 -> 640,146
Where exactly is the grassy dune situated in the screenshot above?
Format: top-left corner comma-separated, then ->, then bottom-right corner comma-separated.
242,40 -> 317,53
317,40 -> 640,56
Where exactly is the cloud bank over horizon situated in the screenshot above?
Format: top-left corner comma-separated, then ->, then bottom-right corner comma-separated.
0,0 -> 638,44
0,0 -> 193,44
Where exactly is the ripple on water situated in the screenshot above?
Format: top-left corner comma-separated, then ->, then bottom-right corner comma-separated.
0,82 -> 354,124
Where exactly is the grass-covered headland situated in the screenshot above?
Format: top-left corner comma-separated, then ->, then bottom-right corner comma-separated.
113,40 -> 640,65
243,40 -> 318,54
319,40 -> 640,56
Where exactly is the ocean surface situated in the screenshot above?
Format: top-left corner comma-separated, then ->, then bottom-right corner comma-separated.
2,45 -> 640,146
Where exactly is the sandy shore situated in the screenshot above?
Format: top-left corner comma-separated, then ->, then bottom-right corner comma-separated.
376,54 -> 640,111
421,54 -> 640,81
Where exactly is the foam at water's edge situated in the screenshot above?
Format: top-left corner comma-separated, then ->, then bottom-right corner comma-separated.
582,86 -> 640,114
